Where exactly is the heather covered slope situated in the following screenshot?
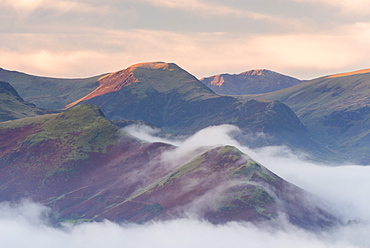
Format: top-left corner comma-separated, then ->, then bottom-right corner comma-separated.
0,81 -> 55,122
0,104 -> 338,229
240,69 -> 370,164
0,68 -> 102,109
66,62 -> 336,161
200,69 -> 302,95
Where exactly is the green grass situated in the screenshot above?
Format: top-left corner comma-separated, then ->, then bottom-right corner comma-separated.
23,104 -> 119,160
240,72 -> 370,163
0,104 -> 120,161
0,68 -> 103,109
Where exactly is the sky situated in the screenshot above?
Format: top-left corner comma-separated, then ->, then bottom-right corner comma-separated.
1,0 -> 370,80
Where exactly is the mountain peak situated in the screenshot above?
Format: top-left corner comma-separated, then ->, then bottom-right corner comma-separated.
201,69 -> 302,95
128,61 -> 178,71
240,69 -> 270,76
66,62 -> 213,109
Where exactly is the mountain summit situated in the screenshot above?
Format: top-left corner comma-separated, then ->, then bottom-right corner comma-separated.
201,69 -> 302,95
0,62 -> 341,161
61,62 -> 338,161
66,62 -> 214,108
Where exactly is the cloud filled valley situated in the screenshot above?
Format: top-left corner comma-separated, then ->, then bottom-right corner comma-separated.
1,124 -> 369,248
1,201 -> 368,248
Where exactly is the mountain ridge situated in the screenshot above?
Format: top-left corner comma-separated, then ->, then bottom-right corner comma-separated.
0,81 -> 55,122
0,104 -> 339,229
0,63 -> 354,162
326,68 -> 370,78
66,62 -> 215,109
61,62 -> 340,162
0,68 -> 103,109
237,68 -> 370,164
201,69 -> 302,95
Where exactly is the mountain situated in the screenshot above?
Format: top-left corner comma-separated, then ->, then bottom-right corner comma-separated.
65,62 -> 337,161
239,68 -> 370,164
0,104 -> 339,229
200,69 -> 302,95
0,81 -> 55,122
0,68 -> 102,109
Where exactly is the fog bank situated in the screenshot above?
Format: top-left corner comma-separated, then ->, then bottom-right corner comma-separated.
1,201 -> 368,248
2,124 -> 369,247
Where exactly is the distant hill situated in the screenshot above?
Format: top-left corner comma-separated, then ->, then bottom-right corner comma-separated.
0,81 -> 55,122
200,69 -> 302,95
239,69 -> 370,164
0,104 -> 339,229
0,68 -> 102,109
65,62 -> 338,161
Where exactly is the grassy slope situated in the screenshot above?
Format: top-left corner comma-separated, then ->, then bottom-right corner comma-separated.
0,81 -> 56,122
0,104 -> 119,163
0,68 -> 103,109
75,62 -> 339,162
0,105 -> 338,229
239,72 -> 370,163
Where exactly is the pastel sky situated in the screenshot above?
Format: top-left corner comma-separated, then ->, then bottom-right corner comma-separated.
1,0 -> 370,79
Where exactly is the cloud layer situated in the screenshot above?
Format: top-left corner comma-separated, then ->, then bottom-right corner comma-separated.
0,0 -> 370,79
1,124 -> 370,247
125,124 -> 370,224
1,200 -> 369,248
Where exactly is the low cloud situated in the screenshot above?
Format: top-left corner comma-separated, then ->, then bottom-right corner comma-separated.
2,124 -> 370,247
123,124 -> 181,146
250,147 -> 370,222
160,124 -> 241,161
126,124 -> 370,224
1,200 -> 369,248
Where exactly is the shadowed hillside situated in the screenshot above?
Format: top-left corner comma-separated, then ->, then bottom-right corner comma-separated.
239,69 -> 370,164
0,81 -> 55,122
66,62 -> 338,162
0,68 -> 102,109
201,69 -> 302,95
0,104 -> 339,230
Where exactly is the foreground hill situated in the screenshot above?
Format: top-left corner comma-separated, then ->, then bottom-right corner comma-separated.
200,69 -> 302,95
240,69 -> 370,164
0,81 -> 55,122
66,62 -> 337,161
0,68 -> 102,109
0,104 -> 339,229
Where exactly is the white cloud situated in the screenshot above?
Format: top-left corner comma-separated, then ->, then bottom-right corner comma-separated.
123,124 -> 181,146
292,0 -> 370,15
0,0 -> 44,14
1,22 -> 370,79
0,191 -> 369,247
0,49 -> 110,78
0,0 -> 111,15
160,124 -> 241,160
141,0 -> 273,20
127,124 -> 370,224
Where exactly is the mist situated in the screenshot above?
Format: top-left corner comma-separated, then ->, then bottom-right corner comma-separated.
1,200 -> 368,248
2,124 -> 370,247
124,124 -> 370,222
